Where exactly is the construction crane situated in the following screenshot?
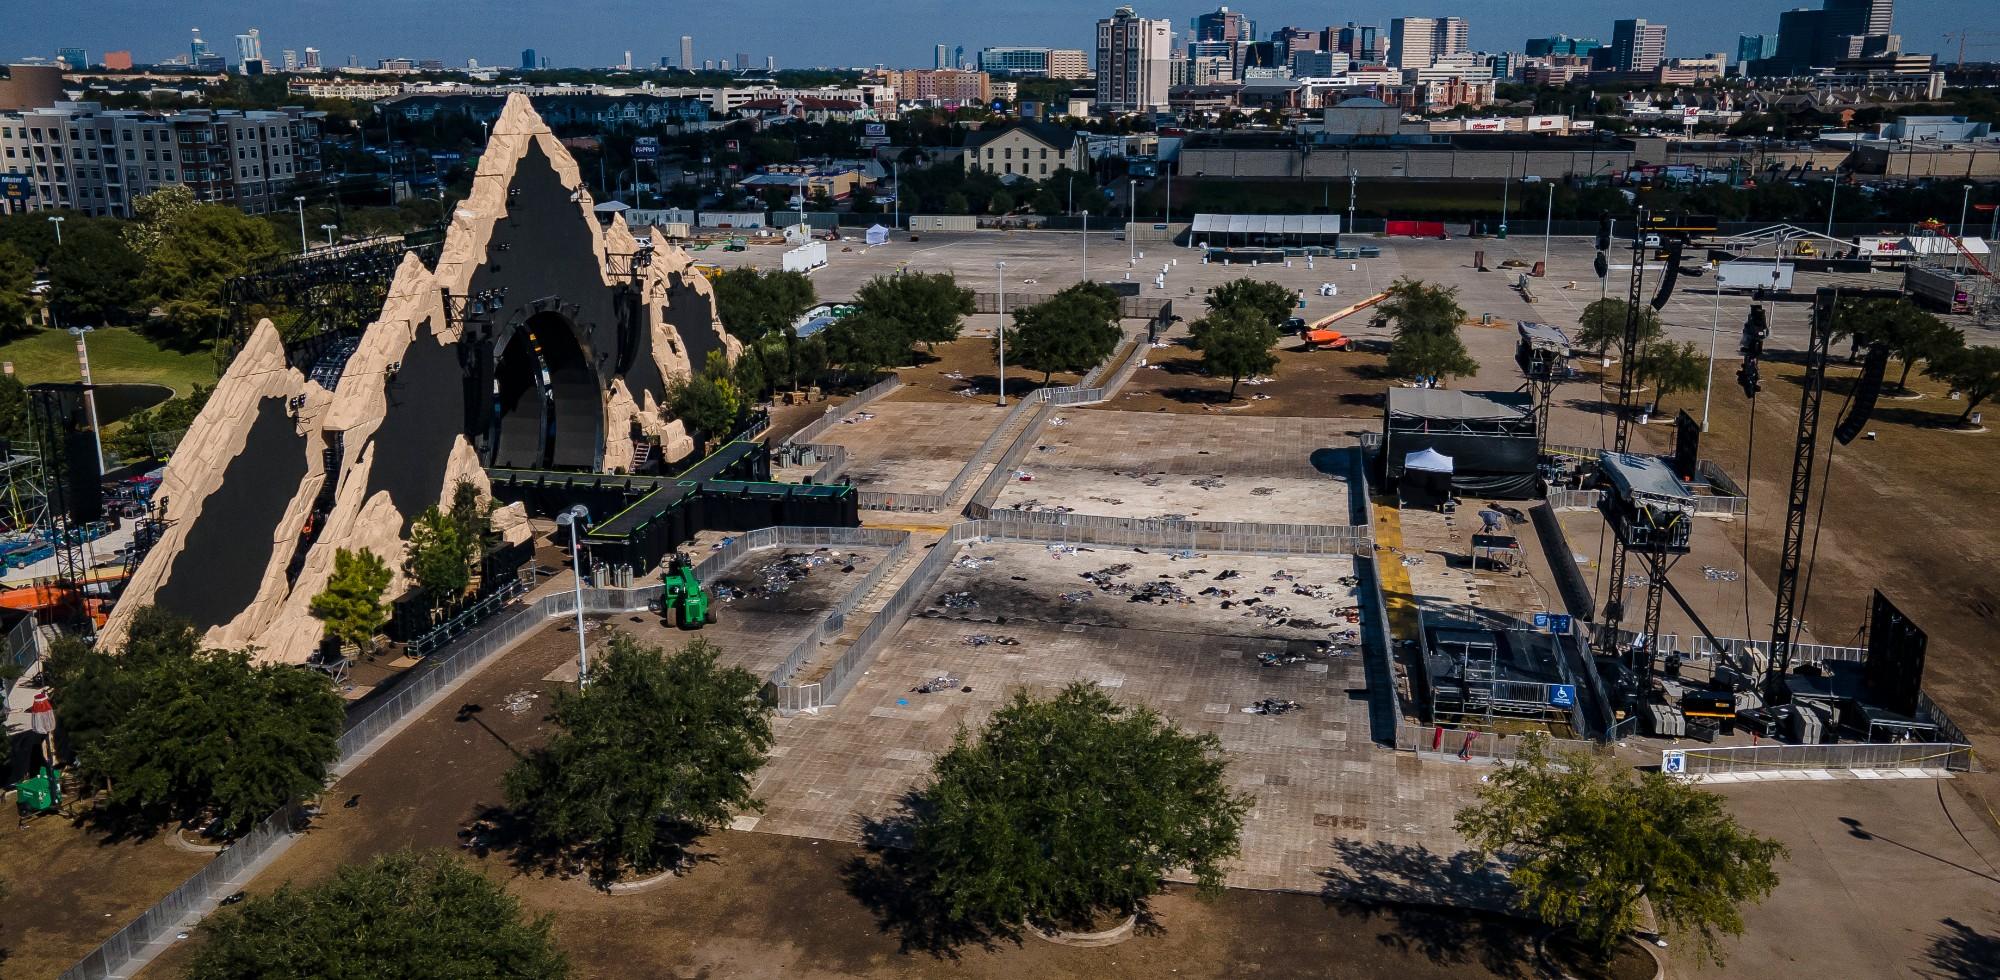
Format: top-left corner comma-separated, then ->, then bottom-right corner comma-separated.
1942,31 -> 2000,70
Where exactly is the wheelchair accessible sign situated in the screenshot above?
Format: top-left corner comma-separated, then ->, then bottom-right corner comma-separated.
1662,750 -> 1688,775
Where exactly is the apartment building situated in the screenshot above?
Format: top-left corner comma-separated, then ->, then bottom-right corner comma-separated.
1096,6 -> 1173,114
0,101 -> 323,217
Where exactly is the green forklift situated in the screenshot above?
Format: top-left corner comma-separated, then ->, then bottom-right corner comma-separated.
660,554 -> 715,629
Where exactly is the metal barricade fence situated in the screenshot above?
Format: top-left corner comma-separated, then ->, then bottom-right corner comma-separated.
1398,722 -> 1609,762
1677,742 -> 1975,774
783,376 -> 901,448
1694,495 -> 1748,518
1547,489 -> 1603,511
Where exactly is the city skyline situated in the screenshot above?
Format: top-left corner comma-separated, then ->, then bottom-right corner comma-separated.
4,0 -> 1985,71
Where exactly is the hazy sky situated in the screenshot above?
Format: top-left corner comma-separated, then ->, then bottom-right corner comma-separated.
8,1 -> 1985,69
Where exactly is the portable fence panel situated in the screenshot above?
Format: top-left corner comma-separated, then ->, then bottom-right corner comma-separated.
784,376 -> 902,448
1678,742 -> 1974,774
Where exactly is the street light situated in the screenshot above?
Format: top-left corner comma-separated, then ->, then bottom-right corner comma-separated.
995,261 -> 1008,407
554,504 -> 592,688
1825,171 -> 1840,237
1080,209 -> 1089,283
321,223 -> 338,247
294,196 -> 308,253
47,215 -> 63,246
69,326 -> 106,475
1543,181 -> 1555,271
1128,178 -> 1137,265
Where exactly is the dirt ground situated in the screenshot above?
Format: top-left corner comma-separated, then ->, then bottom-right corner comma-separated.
0,806 -> 211,979
1106,332 -> 1399,420
798,400 -> 1009,497
882,336 -> 1086,406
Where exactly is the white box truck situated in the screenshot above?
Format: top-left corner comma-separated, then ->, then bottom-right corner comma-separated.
782,240 -> 828,273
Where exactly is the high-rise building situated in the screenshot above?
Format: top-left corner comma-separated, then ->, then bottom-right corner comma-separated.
1271,27 -> 1319,66
1736,34 -> 1777,67
521,48 -> 537,70
719,59 -> 732,72
1762,0 -> 1895,74
102,51 -> 133,70
1194,6 -> 1254,43
702,59 -> 714,71
1388,17 -> 1435,68
734,52 -> 749,72
54,48 -> 88,70
1606,19 -> 1667,72
765,55 -> 777,71
935,44 -> 952,69
303,47 -> 320,69
190,28 -> 208,60
281,49 -> 298,71
236,29 -> 262,66
1824,0 -> 1893,38
680,35 -> 694,70
1526,34 -> 1601,58
1329,23 -> 1380,64
1433,17 -> 1470,58
978,46 -> 1090,78
1095,6 -> 1172,114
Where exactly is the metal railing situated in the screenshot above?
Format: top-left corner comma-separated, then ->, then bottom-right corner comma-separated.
2,611 -> 38,701
858,490 -> 949,512
1547,489 -> 1604,511
1396,721 -> 1609,762
1676,742 -> 1975,774
782,375 -> 901,448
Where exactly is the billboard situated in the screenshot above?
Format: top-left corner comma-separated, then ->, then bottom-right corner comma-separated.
1525,115 -> 1564,132
1571,119 -> 1595,131
0,174 -> 28,207
1463,118 -> 1504,132
1681,106 -> 1700,125
632,137 -> 659,161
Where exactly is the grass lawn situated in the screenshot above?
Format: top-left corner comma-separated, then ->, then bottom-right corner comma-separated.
0,327 -> 218,397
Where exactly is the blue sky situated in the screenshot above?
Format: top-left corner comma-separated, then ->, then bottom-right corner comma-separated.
8,1 -> 1985,70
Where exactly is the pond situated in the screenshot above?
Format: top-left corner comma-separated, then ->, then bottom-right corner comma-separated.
90,383 -> 174,425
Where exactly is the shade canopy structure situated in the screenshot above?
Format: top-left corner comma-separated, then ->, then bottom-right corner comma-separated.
1190,213 -> 1342,247
865,224 -> 889,246
1403,447 -> 1455,474
1382,388 -> 1539,498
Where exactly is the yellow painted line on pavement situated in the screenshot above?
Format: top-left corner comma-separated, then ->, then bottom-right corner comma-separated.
1370,498 -> 1420,644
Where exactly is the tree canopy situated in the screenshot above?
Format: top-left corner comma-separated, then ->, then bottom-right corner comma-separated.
48,606 -> 343,834
48,222 -> 144,326
854,271 -> 974,351
1205,278 -> 1295,327
1375,278 -> 1477,384
1386,327 -> 1480,383
503,634 -> 772,877
1455,736 -> 1784,966
709,267 -> 817,343
310,548 -> 393,654
0,242 -> 37,339
1191,304 -> 1280,400
1926,345 -> 2000,427
187,850 -> 568,980
1006,282 -> 1122,383
1575,298 -> 1663,358
1638,340 -> 1707,414
138,203 -> 286,344
667,355 -> 745,450
1837,297 -> 1964,391
900,683 -> 1250,932
822,309 -> 918,378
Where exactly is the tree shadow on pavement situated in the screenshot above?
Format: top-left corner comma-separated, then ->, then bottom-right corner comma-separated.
1923,916 -> 2000,980
1318,837 -> 1537,979
840,793 -> 1023,959
461,802 -> 717,889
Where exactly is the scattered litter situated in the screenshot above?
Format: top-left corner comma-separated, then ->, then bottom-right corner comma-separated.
1250,486 -> 1277,496
1241,376 -> 1275,386
1214,569 -> 1241,581
1080,563 -> 1135,588
1049,417 -> 1069,427
717,550 -> 857,601
1087,496 -> 1125,506
1190,477 -> 1227,491
501,690 -> 539,715
1012,469 -> 1035,482
1139,475 -> 1165,487
1243,698 -> 1301,715
1250,393 -> 1272,401
962,634 -> 1021,647
942,371 -> 968,381
1702,565 -> 1740,582
1059,590 -> 1095,603
1401,555 -> 1424,567
840,412 -> 877,424
1257,651 -> 1305,667
955,555 -> 999,570
938,591 -> 979,609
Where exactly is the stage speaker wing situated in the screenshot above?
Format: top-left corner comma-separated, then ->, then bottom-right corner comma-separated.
1833,343 -> 1891,445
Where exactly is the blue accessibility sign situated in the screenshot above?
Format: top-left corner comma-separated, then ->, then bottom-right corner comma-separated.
1548,684 -> 1577,708
1533,612 -> 1573,633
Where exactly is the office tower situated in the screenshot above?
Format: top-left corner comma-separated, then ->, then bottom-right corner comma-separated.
521,48 -> 536,70
1736,34 -> 1776,66
236,29 -> 262,65
54,47 -> 88,70
624,51 -> 635,70
1095,5 -> 1172,113
1526,34 -> 1600,58
1194,6 -> 1254,42
680,35 -> 694,69
303,47 -> 320,69
281,49 -> 297,71
766,55 -> 777,71
102,51 -> 133,70
936,44 -> 951,69
1330,23 -> 1380,64
1433,17 -> 1469,57
734,52 -> 749,71
190,28 -> 208,60
1388,17 -> 1435,68
1272,27 -> 1318,65
1824,0 -> 1892,38
719,58 -> 732,71
1608,19 -> 1667,71
702,59 -> 714,70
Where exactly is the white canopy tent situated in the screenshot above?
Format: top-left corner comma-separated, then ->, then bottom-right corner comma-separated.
865,224 -> 890,246
1403,447 -> 1455,474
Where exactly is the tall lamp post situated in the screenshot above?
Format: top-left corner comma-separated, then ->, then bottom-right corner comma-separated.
48,215 -> 63,246
1080,209 -> 1089,283
321,223 -> 338,248
1128,178 -> 1137,265
1825,172 -> 1840,237
555,505 -> 592,687
70,326 -> 106,474
1543,181 -> 1555,270
995,261 -> 1008,407
294,196 -> 308,253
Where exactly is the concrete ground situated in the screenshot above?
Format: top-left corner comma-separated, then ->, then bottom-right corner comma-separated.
990,412 -> 1354,525
798,400 -> 1007,498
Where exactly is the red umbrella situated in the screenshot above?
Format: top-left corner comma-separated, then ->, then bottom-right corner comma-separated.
27,690 -> 55,735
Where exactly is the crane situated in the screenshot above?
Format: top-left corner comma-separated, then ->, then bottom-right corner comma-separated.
1942,31 -> 2000,70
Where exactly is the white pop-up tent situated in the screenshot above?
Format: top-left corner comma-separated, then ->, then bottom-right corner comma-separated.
865,224 -> 890,246
1400,448 -> 1456,508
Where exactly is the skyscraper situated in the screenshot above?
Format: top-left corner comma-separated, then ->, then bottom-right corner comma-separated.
1736,34 -> 1777,67
1607,19 -> 1667,72
765,55 -> 777,71
303,47 -> 320,69
1095,5 -> 1172,114
734,52 -> 749,72
521,48 -> 537,70
190,27 -> 208,60
1526,34 -> 1601,58
54,47 -> 88,70
281,49 -> 298,71
1432,17 -> 1469,58
1330,23 -> 1380,64
1824,0 -> 1893,38
935,44 -> 952,69
1194,6 -> 1254,43
236,29 -> 262,66
1388,17 -> 1435,68
679,35 -> 694,70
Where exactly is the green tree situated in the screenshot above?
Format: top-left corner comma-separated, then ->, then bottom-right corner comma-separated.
1369,276 -> 1467,338
446,478 -> 497,563
1838,297 -> 1964,391
854,271 -> 975,351
668,372 -> 744,448
0,242 -> 37,338
124,185 -> 200,260
942,191 -> 971,215
107,382 -> 212,460
1575,298 -> 1663,360
899,683 -> 1250,933
1006,283 -> 1122,383
1637,340 -> 1707,414
1926,345 -> 2000,427
1455,736 -> 1784,966
309,547 -> 392,655
1205,277 -> 1296,327
48,222 -> 144,325
42,606 -> 203,767
0,374 -> 28,451
1190,304 -> 1280,400
709,267 -> 817,343
188,850 -> 569,979
1387,328 -> 1480,384
503,635 -> 771,876
86,645 -> 342,833
406,506 -> 472,604
140,204 -> 286,345
732,343 -> 767,400
821,309 -> 910,377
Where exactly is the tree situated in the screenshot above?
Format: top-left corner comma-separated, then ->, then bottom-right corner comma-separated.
42,606 -> 203,766
987,189 -> 1016,215
1926,345 -> 2000,427
901,683 -> 1250,933
1455,737 -> 1784,966
140,204 -> 286,345
1370,277 -> 1467,338
503,635 -> 771,876
446,478 -> 497,562
822,309 -> 914,377
1006,283 -> 1122,383
124,185 -> 199,260
1838,297 -> 1964,391
309,548 -> 392,655
709,267 -> 817,343
1575,298 -> 1662,360
187,850 -> 568,979
84,646 -> 343,833
407,506 -> 472,604
0,374 -> 30,450
942,191 -> 971,215
0,242 -> 36,338
854,271 -> 974,351
106,382 -> 211,460
1205,277 -> 1295,327
1387,327 -> 1480,384
1191,305 -> 1280,400
667,373 -> 743,448
732,343 -> 768,400
48,222 -> 144,325
1637,340 -> 1706,414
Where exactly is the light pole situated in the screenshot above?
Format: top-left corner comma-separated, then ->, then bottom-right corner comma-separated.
1702,270 -> 1718,431
294,196 -> 308,253
47,215 -> 63,246
1957,184 -> 1974,273
321,223 -> 338,247
1825,172 -> 1840,237
1128,178 -> 1136,265
70,326 -> 107,475
1080,210 -> 1089,283
1347,169 -> 1357,237
995,261 -> 1007,407
1543,181 -> 1555,271
555,504 -> 592,687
